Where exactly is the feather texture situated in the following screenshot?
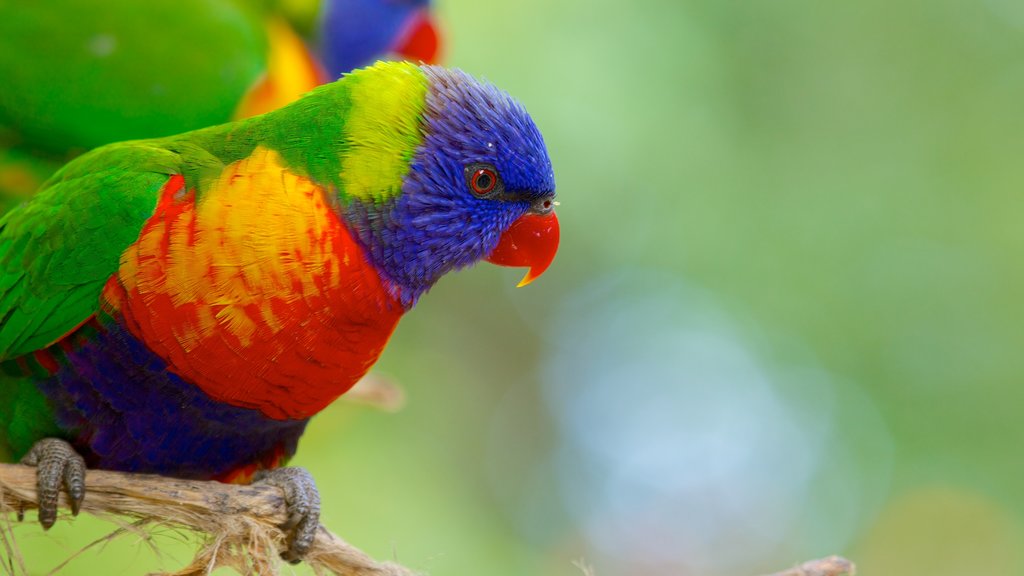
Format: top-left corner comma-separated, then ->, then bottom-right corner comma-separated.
105,150 -> 403,420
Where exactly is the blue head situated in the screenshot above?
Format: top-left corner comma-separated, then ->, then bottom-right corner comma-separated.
341,64 -> 558,306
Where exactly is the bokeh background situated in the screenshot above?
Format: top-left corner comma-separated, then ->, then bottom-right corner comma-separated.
7,0 -> 1024,574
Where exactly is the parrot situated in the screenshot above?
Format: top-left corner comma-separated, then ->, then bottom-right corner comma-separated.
0,61 -> 558,562
317,0 -> 442,81
260,0 -> 442,79
0,0 -> 313,154
0,0 -> 443,154
0,0 -> 443,224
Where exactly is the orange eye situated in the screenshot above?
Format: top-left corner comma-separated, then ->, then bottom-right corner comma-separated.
470,168 -> 498,196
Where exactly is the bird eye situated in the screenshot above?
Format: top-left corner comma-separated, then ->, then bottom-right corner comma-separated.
469,167 -> 499,196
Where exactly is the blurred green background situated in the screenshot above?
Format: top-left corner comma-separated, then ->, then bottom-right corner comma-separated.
8,0 -> 1024,574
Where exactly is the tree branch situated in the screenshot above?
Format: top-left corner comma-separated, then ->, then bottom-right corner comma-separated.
0,462 -> 417,575
1,462 -> 856,576
760,556 -> 856,576
342,373 -> 406,412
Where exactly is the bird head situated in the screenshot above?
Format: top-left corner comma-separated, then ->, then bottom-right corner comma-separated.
337,62 -> 559,306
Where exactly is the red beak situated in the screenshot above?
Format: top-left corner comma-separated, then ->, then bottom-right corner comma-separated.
393,9 -> 442,64
485,211 -> 560,287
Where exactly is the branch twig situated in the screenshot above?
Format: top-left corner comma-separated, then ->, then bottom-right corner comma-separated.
342,373 -> 406,412
760,555 -> 856,576
0,462 -> 417,575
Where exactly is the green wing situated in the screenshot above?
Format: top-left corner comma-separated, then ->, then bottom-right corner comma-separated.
0,142 -> 181,361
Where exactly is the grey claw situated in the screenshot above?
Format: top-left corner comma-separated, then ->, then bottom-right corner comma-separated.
20,438 -> 87,530
254,467 -> 321,563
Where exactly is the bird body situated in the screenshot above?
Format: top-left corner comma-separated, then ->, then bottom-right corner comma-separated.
0,62 -> 558,486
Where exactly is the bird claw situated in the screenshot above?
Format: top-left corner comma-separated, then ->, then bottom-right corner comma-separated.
254,467 -> 321,563
19,438 -> 87,529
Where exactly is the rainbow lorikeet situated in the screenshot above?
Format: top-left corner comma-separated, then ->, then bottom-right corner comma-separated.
0,0 -> 443,154
264,0 -> 441,80
0,0 -> 311,154
318,0 -> 441,81
0,0 -> 443,224
0,61 -> 558,560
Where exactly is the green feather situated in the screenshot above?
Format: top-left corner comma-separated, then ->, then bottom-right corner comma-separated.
0,371 -> 61,459
0,143 -> 178,359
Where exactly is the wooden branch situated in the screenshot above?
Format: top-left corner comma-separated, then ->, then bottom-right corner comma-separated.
0,462 -> 417,576
342,373 -> 406,412
760,556 -> 856,576
0,461 -> 856,576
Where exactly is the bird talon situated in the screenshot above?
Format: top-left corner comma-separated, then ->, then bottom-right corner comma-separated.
19,438 -> 87,529
253,466 -> 321,563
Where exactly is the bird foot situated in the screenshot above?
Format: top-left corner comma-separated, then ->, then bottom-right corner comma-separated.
19,438 -> 86,529
253,466 -> 321,563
